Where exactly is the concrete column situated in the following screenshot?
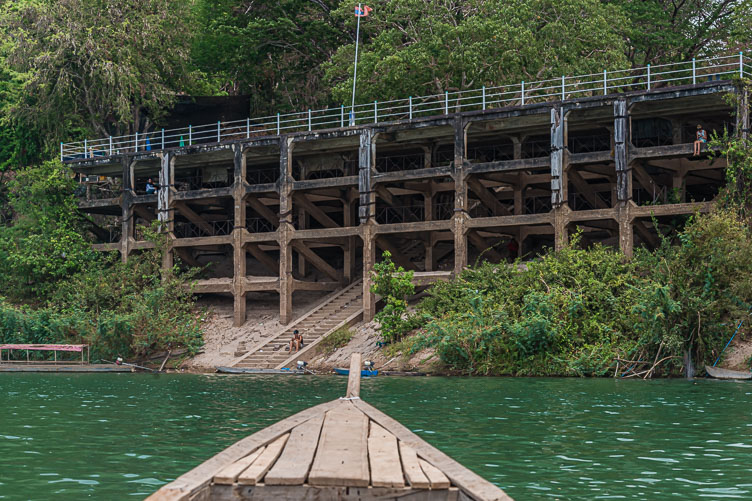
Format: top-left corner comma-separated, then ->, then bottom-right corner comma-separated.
343,194 -> 355,283
614,98 -> 633,257
279,138 -> 294,324
120,158 -> 134,262
232,145 -> 248,326
359,129 -> 377,321
158,153 -> 174,270
453,118 -> 468,275
737,86 -> 749,141
551,106 -> 569,250
511,136 -> 522,160
514,172 -> 524,215
297,207 -> 306,277
424,187 -> 434,271
618,203 -> 633,258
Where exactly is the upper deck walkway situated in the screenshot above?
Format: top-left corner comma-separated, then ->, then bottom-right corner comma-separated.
63,53 -> 750,171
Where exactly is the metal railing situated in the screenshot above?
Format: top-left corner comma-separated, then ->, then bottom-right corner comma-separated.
61,53 -> 751,162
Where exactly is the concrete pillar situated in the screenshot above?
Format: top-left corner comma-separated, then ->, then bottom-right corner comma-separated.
232,145 -> 248,326
614,98 -> 633,257
358,129 -> 377,321
737,86 -> 750,141
279,138 -> 294,324
511,136 -> 522,160
514,172 -> 524,215
618,203 -> 633,258
424,187 -> 434,271
551,106 -> 569,250
453,118 -> 468,275
343,195 -> 356,283
158,153 -> 174,270
120,158 -> 134,262
297,207 -> 306,277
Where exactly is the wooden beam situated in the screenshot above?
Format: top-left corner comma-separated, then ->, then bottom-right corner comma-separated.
467,177 -> 512,216
291,241 -> 343,282
247,196 -> 279,227
634,219 -> 660,248
246,243 -> 279,274
174,201 -> 214,235
133,205 -> 156,222
294,193 -> 340,228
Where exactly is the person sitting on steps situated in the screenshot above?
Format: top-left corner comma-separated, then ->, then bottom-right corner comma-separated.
693,124 -> 707,156
287,329 -> 304,353
145,178 -> 157,194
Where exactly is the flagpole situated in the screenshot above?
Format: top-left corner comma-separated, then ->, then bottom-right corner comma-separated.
350,3 -> 362,126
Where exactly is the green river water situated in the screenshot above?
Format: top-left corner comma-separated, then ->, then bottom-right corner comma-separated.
1,374 -> 751,500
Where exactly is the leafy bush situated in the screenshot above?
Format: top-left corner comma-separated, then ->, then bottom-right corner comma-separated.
414,209 -> 752,376
370,251 -> 419,343
317,327 -> 354,355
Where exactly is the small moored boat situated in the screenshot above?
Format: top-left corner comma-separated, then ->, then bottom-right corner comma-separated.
147,354 -> 512,501
705,365 -> 752,380
333,367 -> 378,377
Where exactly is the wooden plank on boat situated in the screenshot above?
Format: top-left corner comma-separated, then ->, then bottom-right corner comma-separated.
400,442 -> 431,488
353,399 -> 512,501
346,353 -> 362,398
368,421 -> 405,488
308,402 -> 369,487
146,400 -> 343,501
212,447 -> 265,485
211,484 -> 461,500
705,365 -> 752,380
237,433 -> 290,485
264,414 -> 325,485
420,459 -> 451,489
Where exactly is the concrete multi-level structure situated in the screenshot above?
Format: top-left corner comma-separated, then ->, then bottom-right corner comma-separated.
66,56 -> 750,333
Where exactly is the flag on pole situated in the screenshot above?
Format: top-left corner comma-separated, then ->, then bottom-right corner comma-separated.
355,5 -> 372,16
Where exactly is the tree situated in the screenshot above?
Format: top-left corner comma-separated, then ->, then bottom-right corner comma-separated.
191,0 -> 346,114
608,0 -> 752,67
1,0 -> 198,139
324,0 -> 629,104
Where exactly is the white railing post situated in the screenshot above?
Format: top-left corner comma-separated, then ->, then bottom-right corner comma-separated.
692,58 -> 696,84
308,109 -> 312,131
561,75 -> 565,100
521,81 -> 525,105
217,121 -> 221,142
741,51 -> 744,78
374,101 -> 378,123
482,86 -> 486,110
277,113 -> 281,135
340,105 -> 344,128
603,70 -> 607,95
647,64 -> 651,90
84,138 -> 88,157
132,134 -> 136,152
109,136 -> 113,155
60,142 -> 63,162
246,117 -> 250,138
409,96 -> 413,120
445,91 -> 448,114
189,125 -> 192,146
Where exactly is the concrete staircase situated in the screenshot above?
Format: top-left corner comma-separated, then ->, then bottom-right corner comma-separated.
231,280 -> 363,369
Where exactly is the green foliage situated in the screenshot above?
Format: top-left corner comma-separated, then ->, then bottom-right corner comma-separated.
317,327 -> 354,355
415,209 -> 752,376
1,0 -> 198,138
0,161 -> 95,299
325,0 -> 629,103
370,251 -> 417,343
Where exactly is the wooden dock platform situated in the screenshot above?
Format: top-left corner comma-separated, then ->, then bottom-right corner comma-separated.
147,354 -> 511,500
0,363 -> 133,373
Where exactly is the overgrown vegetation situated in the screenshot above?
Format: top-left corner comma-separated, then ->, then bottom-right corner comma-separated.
370,251 -> 419,343
317,327 -> 354,355
0,163 -> 203,361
